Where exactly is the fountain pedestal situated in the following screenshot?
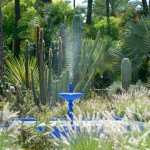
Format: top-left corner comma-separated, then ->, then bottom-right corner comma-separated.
58,84 -> 84,123
68,100 -> 73,121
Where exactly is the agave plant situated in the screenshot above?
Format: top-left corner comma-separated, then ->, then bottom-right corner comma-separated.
5,56 -> 38,89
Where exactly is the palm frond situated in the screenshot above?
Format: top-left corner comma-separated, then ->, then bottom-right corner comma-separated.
123,17 -> 150,55
105,48 -> 125,74
144,31 -> 150,56
122,16 -> 150,69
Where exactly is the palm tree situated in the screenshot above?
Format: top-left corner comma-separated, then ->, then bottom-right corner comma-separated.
73,0 -> 75,9
122,17 -> 150,82
106,0 -> 110,35
105,17 -> 150,83
0,6 -> 4,80
14,0 -> 20,58
86,0 -> 93,25
142,0 -> 148,16
42,0 -> 52,3
0,0 -> 11,80
149,0 -> 150,16
93,0 -> 128,17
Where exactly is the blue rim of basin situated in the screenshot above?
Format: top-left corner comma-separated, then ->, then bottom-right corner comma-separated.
58,93 -> 84,101
52,122 -> 145,139
12,117 -> 123,122
7,117 -> 145,140
12,118 -> 37,121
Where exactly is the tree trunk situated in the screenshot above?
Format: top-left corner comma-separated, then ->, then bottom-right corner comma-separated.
86,0 -> 93,25
0,6 -> 4,80
110,1 -> 115,16
14,0 -> 21,58
73,0 -> 75,9
106,0 -> 110,35
42,0 -> 52,3
142,0 -> 148,16
148,0 -> 150,16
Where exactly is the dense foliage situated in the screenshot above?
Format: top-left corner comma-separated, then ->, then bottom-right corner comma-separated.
0,0 -> 150,149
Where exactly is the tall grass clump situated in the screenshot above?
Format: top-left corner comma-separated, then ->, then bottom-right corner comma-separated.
111,88 -> 150,121
49,96 -> 110,118
0,102 -> 21,149
54,107 -> 150,149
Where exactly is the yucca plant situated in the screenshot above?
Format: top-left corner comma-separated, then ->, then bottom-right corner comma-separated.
5,56 -> 38,89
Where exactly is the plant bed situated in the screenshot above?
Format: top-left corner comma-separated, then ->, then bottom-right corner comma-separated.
10,117 -> 145,140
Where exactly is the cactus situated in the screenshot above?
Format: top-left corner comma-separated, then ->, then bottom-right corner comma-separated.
39,28 -> 45,104
29,22 -> 111,103
121,58 -> 131,91
30,26 -> 47,105
44,65 -> 49,103
51,70 -> 70,104
74,31 -> 108,93
31,67 -> 40,107
58,37 -> 63,75
47,48 -> 53,100
72,15 -> 82,85
25,40 -> 29,89
16,84 -> 22,106
30,26 -> 70,105
70,15 -> 108,94
36,25 -> 40,72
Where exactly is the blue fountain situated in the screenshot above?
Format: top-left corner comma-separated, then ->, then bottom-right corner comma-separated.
9,84 -> 144,140
58,83 -> 84,123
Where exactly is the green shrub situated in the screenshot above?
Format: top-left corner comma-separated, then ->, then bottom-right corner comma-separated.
94,17 -> 122,40
18,123 -> 57,150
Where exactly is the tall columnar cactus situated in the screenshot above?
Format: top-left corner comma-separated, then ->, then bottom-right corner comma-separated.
31,67 -> 39,107
38,28 -> 46,105
72,15 -> 82,85
121,58 -> 131,91
58,37 -> 63,75
31,26 -> 70,105
16,84 -> 22,107
48,48 -> 53,99
31,26 -> 46,105
25,40 -> 29,88
51,70 -> 69,104
36,25 -> 40,71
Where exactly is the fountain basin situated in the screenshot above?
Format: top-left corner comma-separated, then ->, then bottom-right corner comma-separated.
58,93 -> 84,101
9,118 -> 145,139
58,92 -> 84,122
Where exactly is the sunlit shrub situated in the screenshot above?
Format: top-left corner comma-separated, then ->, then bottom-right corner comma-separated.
94,17 -> 122,40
